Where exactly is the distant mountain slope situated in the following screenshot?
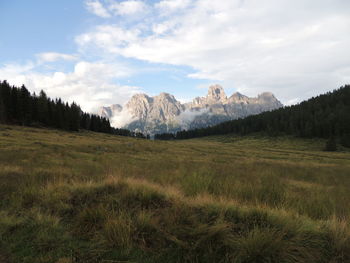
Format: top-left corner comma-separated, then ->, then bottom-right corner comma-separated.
100,85 -> 283,134
159,85 -> 350,145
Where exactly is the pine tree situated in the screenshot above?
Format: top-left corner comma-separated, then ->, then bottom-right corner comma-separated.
69,102 -> 81,131
0,95 -> 5,123
10,87 -> 19,122
37,90 -> 49,125
18,85 -> 32,125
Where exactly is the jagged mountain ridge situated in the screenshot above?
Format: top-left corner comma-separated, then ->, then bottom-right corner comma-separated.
99,85 -> 283,134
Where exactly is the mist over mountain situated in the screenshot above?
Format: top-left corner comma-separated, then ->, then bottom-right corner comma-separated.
99,85 -> 283,135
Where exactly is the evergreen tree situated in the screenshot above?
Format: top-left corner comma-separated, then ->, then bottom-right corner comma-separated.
0,80 -> 147,138
18,85 -> 32,125
0,95 -> 5,123
10,86 -> 19,121
37,90 -> 49,125
68,102 -> 81,131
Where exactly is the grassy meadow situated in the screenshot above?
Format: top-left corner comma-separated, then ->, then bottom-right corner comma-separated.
0,125 -> 350,262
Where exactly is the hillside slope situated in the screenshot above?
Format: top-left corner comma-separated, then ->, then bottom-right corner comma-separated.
1,125 -> 350,262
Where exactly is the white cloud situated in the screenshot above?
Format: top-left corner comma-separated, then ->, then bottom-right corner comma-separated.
109,0 -> 147,16
77,0 -> 350,104
85,0 -> 111,18
155,0 -> 191,13
110,107 -> 136,127
0,62 -> 36,77
0,61 -> 141,113
75,25 -> 140,54
176,108 -> 209,129
152,20 -> 177,35
36,52 -> 78,63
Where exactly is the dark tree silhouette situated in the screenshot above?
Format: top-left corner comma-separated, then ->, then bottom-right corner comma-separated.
0,80 -> 147,138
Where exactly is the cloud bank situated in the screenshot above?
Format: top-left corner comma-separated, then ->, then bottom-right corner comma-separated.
176,108 -> 210,129
79,0 -> 350,104
110,107 -> 137,128
0,59 -> 141,112
1,0 -> 350,114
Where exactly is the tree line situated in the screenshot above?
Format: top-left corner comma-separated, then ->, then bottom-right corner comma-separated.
0,80 -> 147,138
155,85 -> 350,147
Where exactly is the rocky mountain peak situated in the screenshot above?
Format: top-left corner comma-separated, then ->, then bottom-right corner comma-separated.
155,92 -> 176,102
259,92 -> 274,98
99,84 -> 283,135
126,93 -> 153,120
229,92 -> 249,103
129,93 -> 151,102
257,92 -> 280,104
231,92 -> 244,98
207,85 -> 227,102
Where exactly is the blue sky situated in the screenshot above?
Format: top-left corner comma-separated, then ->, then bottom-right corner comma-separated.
0,1 -> 83,61
1,0 -> 350,113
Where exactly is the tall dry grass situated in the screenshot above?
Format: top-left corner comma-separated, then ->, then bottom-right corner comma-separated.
0,125 -> 350,262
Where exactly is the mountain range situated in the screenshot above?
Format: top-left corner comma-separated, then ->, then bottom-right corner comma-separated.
99,85 -> 283,135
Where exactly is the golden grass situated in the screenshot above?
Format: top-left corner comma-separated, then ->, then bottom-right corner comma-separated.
1,124 -> 350,262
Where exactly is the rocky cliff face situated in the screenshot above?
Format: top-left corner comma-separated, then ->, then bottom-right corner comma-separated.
98,104 -> 122,119
99,85 -> 283,134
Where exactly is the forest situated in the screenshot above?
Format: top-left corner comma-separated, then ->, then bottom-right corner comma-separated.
155,85 -> 350,147
0,80 -> 147,138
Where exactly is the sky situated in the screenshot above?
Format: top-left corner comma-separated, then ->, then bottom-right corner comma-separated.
1,0 -> 350,113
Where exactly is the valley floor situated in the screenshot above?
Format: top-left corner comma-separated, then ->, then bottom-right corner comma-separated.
0,125 -> 350,262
